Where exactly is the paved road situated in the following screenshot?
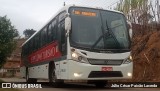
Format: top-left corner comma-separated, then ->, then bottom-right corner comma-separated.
0,78 -> 159,91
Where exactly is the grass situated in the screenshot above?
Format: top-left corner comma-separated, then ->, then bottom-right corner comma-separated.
0,79 -> 22,91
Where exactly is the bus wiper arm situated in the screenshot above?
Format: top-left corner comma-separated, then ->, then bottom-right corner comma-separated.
105,20 -> 120,47
91,26 -> 110,50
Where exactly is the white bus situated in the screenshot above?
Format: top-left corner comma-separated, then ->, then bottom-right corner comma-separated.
20,5 -> 133,87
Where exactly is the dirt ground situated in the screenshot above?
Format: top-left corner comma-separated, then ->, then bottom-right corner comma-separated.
131,24 -> 160,82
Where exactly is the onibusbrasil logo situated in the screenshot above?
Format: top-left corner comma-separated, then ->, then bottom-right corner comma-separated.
2,83 -> 42,88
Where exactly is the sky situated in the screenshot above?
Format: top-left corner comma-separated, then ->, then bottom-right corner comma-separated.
0,0 -> 119,36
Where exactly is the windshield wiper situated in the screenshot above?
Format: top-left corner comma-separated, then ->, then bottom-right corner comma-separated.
105,20 -> 120,48
91,20 -> 120,50
91,26 -> 110,50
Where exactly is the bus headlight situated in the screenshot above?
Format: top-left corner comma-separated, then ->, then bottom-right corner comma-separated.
72,52 -> 78,59
74,73 -> 82,77
129,56 -> 133,60
127,72 -> 132,77
124,56 -> 133,64
71,52 -> 88,63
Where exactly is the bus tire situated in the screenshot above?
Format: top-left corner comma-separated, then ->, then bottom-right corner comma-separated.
26,68 -> 37,83
49,63 -> 64,88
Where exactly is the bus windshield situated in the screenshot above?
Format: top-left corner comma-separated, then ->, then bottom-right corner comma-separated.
69,7 -> 130,52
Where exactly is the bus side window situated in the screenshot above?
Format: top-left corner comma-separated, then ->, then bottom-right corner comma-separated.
40,31 -> 43,47
57,20 -> 66,56
61,21 -> 65,47
35,35 -> 39,50
40,28 -> 47,47
38,32 -> 41,49
48,23 -> 52,43
52,19 -> 57,41
57,11 -> 67,55
43,28 -> 47,45
47,19 -> 57,43
31,38 -> 33,52
25,43 -> 28,56
28,41 -> 31,54
33,37 -> 35,51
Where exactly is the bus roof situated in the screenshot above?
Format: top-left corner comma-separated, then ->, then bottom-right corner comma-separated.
22,5 -> 123,47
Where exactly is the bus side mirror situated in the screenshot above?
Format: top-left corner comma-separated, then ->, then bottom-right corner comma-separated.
65,16 -> 71,36
127,21 -> 132,39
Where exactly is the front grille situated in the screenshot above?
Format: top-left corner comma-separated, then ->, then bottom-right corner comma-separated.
88,71 -> 123,78
88,59 -> 123,65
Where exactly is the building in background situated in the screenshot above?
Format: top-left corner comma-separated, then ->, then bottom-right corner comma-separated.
0,38 -> 26,77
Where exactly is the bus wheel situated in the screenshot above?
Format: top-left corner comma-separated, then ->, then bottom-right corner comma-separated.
26,68 -> 37,82
94,81 -> 107,88
49,64 -> 64,87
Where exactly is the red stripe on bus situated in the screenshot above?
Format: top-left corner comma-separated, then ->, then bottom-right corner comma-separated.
28,41 -> 61,64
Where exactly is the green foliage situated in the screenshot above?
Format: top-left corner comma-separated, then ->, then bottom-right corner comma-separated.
116,0 -> 148,13
23,29 -> 36,38
0,16 -> 19,68
139,0 -> 145,7
115,0 -> 150,23
131,0 -> 138,9
123,0 -> 130,14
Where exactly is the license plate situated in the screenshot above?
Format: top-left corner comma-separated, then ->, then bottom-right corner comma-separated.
102,67 -> 113,71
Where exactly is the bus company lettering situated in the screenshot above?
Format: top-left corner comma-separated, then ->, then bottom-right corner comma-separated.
29,42 -> 61,64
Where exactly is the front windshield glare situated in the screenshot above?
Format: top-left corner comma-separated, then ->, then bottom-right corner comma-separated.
69,7 -> 130,50
101,11 -> 129,49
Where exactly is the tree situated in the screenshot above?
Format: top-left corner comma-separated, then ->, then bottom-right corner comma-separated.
23,29 -> 36,38
138,12 -> 153,24
0,16 -> 19,68
115,0 -> 149,24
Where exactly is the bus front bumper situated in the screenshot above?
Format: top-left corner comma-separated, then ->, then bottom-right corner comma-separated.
67,60 -> 133,80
